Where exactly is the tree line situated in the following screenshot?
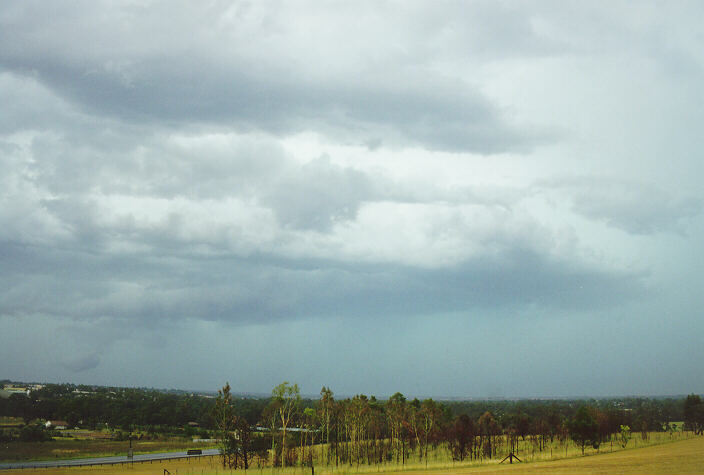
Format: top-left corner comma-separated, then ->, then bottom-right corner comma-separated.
0,383 -> 215,431
212,382 -> 702,469
2,380 -> 701,465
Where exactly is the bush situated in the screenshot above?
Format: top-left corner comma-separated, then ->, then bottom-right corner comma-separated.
19,424 -> 52,442
0,430 -> 13,442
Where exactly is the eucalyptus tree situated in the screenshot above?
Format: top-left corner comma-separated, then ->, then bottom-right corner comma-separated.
272,381 -> 300,468
317,386 -> 335,464
366,396 -> 386,464
349,394 -> 371,466
261,399 -> 280,467
213,383 -> 235,468
386,392 -> 408,464
477,411 -> 499,459
450,414 -> 476,461
408,399 -> 423,460
420,399 -> 441,465
301,407 -> 316,467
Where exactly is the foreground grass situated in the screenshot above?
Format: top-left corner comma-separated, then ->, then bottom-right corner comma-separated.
395,436 -> 704,473
0,439 -> 215,462
3,436 -> 704,474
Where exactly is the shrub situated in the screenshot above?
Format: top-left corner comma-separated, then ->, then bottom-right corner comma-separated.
19,424 -> 52,442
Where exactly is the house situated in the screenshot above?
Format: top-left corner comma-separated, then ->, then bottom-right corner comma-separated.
45,420 -> 69,430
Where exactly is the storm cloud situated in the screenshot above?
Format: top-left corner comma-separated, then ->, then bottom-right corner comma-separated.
1,1 -> 703,397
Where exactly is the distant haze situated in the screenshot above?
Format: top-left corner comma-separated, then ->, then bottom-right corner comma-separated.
1,1 -> 703,399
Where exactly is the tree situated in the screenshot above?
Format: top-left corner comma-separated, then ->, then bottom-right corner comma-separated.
261,399 -> 280,467
213,383 -> 236,467
477,411 -> 499,458
683,394 -> 704,435
619,425 -> 631,448
272,381 -> 300,468
420,399 -> 441,465
386,392 -> 407,464
317,386 -> 335,464
8,394 -> 35,424
301,407 -> 316,467
233,414 -> 253,469
568,406 -> 600,455
450,414 -> 475,461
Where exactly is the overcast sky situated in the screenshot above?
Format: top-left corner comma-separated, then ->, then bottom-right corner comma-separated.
1,1 -> 703,398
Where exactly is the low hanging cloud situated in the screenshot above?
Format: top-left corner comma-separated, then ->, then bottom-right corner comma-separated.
0,239 -> 643,329
61,352 -> 101,373
541,177 -> 701,235
0,155 -> 648,329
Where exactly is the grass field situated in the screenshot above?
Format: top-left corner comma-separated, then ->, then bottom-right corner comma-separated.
0,417 -> 24,427
402,436 -> 704,473
0,439 -> 215,462
2,435 -> 703,474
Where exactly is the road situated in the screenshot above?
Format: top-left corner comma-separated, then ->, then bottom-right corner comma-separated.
0,448 -> 221,470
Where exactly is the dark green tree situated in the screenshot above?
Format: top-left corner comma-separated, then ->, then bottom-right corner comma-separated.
568,406 -> 600,455
450,414 -> 475,461
683,394 -> 704,435
234,414 -> 255,469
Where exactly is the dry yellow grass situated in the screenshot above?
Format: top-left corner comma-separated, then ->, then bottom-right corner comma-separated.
4,437 -> 704,475
385,436 -> 704,474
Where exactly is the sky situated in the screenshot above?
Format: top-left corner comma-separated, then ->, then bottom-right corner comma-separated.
1,1 -> 703,399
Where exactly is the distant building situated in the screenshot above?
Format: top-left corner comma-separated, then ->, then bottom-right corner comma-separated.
0,385 -> 30,398
45,420 -> 69,430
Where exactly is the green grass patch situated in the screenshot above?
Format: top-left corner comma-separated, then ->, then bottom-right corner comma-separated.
0,417 -> 23,427
0,438 -> 216,462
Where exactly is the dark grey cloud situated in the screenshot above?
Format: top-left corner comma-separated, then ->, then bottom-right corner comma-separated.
0,238 -> 643,330
1,60 -> 533,154
2,1 -> 703,397
0,2 -> 549,153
